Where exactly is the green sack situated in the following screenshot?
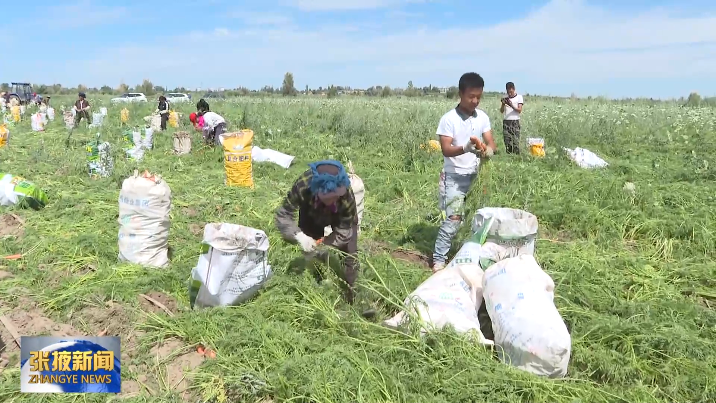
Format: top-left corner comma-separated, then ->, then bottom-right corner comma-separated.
0,173 -> 48,210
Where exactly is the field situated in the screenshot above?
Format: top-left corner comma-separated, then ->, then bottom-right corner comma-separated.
0,94 -> 715,403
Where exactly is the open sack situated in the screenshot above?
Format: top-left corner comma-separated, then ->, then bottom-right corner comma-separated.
189,223 -> 273,309
386,207 -> 571,377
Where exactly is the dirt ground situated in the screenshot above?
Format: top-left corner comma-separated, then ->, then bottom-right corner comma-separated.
0,214 -> 24,239
0,291 -> 201,401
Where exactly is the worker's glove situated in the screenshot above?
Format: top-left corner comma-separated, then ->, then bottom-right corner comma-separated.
482,147 -> 495,158
463,142 -> 479,155
294,232 -> 317,253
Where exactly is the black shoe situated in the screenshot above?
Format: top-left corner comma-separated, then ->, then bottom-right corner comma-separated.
361,308 -> 377,320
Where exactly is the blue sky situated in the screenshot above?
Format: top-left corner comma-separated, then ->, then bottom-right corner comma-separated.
4,0 -> 716,98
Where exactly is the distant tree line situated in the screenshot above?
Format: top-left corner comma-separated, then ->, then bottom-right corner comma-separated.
1,74 -> 712,105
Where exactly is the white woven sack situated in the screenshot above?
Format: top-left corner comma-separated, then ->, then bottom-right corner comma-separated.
173,131 -> 191,155
190,223 -> 272,308
117,170 -> 172,268
483,255 -> 571,378
471,207 -> 538,258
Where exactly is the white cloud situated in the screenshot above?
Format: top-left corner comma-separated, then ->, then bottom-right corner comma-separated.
286,0 -> 406,11
35,0 -> 716,96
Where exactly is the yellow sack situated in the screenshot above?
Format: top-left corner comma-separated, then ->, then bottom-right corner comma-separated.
120,108 -> 129,123
222,130 -> 254,188
11,106 -> 20,123
168,111 -> 179,128
0,124 -> 8,148
528,138 -> 545,157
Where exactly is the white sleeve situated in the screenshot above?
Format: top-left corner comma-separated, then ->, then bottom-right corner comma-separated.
482,116 -> 492,134
517,95 -> 524,105
436,115 -> 453,138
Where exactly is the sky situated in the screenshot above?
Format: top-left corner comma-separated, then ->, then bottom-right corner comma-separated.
4,0 -> 716,99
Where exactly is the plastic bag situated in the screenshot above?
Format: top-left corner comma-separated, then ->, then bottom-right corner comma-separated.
221,130 -> 254,188
483,255 -> 571,378
117,171 -> 171,268
251,146 -> 294,169
189,223 -> 272,309
471,208 -> 538,258
0,173 -> 48,210
528,138 -> 545,157
563,147 -> 608,169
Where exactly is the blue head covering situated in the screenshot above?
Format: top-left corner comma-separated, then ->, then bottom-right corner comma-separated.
308,160 -> 350,196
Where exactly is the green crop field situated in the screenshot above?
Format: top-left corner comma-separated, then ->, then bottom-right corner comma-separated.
0,94 -> 715,403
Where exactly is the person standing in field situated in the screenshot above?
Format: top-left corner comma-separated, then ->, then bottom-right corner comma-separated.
73,92 -> 91,128
500,82 -> 524,154
156,95 -> 170,131
275,160 -> 361,304
196,98 -> 209,114
432,72 -> 497,273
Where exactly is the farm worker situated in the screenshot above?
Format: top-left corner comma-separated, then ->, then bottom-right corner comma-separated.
500,81 -> 524,154
432,72 -> 497,273
156,95 -> 170,131
73,92 -> 91,128
196,98 -> 209,114
275,160 -> 361,304
189,113 -> 205,132
199,110 -> 226,145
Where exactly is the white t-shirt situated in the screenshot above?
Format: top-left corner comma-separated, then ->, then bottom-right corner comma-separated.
503,94 -> 524,121
436,106 -> 491,175
202,112 -> 225,129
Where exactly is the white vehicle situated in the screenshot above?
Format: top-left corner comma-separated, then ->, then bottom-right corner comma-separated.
165,93 -> 192,103
111,93 -> 148,104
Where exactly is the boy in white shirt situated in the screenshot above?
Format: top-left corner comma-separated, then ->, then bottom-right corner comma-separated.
432,73 -> 498,272
499,81 -> 524,154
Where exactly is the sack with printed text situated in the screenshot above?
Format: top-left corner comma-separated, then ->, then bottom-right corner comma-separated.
189,223 -> 272,309
118,170 -> 171,268
0,173 -> 48,210
383,226 -> 507,344
221,130 -> 254,188
471,207 -> 538,258
483,255 -> 571,378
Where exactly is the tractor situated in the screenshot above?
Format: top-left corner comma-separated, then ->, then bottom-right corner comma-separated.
6,83 -> 36,105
